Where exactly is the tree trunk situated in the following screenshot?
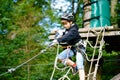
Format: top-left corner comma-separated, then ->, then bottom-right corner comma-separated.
83,0 -> 91,28
111,0 -> 118,17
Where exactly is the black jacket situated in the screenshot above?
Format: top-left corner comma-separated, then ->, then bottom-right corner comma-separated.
57,24 -> 81,45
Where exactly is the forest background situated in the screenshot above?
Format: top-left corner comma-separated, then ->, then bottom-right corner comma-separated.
0,0 -> 120,80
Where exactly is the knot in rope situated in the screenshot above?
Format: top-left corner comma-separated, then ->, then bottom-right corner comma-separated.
8,68 -> 16,73
40,49 -> 46,53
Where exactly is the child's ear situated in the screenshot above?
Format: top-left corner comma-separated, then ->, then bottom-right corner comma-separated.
70,21 -> 73,24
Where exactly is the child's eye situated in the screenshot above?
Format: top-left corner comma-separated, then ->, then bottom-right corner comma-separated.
61,22 -> 67,25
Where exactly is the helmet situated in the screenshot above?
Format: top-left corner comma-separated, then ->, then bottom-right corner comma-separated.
60,13 -> 74,21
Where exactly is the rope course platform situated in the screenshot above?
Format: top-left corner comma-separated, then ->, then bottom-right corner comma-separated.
49,26 -> 120,39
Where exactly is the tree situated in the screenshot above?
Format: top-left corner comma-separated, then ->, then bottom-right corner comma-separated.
51,0 -> 83,28
0,0 -> 53,79
0,0 -> 119,80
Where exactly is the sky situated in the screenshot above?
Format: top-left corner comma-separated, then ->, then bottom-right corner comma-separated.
51,0 -> 71,13
39,0 -> 80,32
39,0 -> 72,31
51,0 -> 79,15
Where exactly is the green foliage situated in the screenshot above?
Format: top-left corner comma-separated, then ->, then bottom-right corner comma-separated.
84,44 -> 120,80
116,2 -> 120,27
0,0 -> 51,79
102,51 -> 120,80
0,0 -> 14,35
0,0 -> 119,80
111,0 -> 120,27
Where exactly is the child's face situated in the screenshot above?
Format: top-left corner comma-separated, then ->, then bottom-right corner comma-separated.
61,20 -> 72,29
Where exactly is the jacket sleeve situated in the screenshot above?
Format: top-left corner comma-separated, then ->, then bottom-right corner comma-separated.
57,28 -> 78,43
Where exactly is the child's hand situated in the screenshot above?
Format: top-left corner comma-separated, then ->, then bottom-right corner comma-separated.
48,40 -> 58,47
67,45 -> 71,49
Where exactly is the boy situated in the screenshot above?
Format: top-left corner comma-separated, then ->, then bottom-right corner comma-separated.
49,13 -> 86,80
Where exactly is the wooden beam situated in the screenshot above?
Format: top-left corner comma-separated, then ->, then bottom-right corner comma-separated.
78,26 -> 120,33
49,30 -> 120,40
49,26 -> 120,40
111,73 -> 120,80
80,30 -> 120,38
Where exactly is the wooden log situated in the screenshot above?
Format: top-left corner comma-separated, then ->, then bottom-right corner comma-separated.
83,0 -> 91,28
49,26 -> 120,40
111,0 -> 118,17
49,30 -> 120,40
80,30 -> 120,38
78,26 -> 120,33
111,73 -> 120,80
83,0 -> 91,5
50,26 -> 119,34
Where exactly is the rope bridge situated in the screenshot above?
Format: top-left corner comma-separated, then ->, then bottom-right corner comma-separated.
0,47 -> 49,77
85,28 -> 105,80
50,44 -> 72,80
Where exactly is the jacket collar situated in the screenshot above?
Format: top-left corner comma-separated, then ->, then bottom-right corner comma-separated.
66,23 -> 75,31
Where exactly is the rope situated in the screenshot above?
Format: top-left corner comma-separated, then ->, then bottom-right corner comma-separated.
75,28 -> 105,80
0,63 -> 54,69
92,28 -> 105,80
85,28 -> 105,80
58,67 -> 72,80
0,47 -> 49,77
50,44 -> 72,80
88,29 -> 103,77
50,27 -> 106,80
50,44 -> 60,80
0,72 -> 9,77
